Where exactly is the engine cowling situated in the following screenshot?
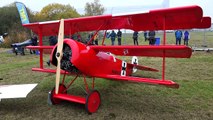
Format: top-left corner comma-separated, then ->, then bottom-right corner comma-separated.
50,39 -> 81,73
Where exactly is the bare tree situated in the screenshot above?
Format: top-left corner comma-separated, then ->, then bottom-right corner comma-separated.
84,0 -> 105,16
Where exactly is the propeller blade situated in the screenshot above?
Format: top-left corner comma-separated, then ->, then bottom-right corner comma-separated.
55,19 -> 64,94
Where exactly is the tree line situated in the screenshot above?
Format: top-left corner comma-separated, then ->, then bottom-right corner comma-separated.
0,0 -> 105,47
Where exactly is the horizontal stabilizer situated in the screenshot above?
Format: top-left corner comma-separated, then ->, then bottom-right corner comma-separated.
91,45 -> 192,58
127,63 -> 159,72
0,84 -> 37,100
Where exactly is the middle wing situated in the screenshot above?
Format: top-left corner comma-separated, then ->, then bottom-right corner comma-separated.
90,45 -> 192,58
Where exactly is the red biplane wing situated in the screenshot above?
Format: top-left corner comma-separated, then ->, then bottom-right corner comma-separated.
23,5 -> 211,36
95,74 -> 179,88
90,45 -> 192,58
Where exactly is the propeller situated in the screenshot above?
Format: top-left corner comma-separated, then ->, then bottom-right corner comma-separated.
55,19 -> 64,94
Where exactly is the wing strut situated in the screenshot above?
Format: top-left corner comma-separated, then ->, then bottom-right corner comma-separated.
101,30 -> 107,45
162,17 -> 166,80
38,26 -> 43,69
55,19 -> 64,94
87,23 -> 106,45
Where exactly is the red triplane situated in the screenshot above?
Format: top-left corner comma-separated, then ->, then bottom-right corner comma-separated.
22,5 -> 211,113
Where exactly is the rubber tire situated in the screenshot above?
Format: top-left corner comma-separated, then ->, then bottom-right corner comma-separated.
85,90 -> 101,114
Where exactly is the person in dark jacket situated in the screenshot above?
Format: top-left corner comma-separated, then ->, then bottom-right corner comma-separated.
144,31 -> 148,41
49,36 -> 57,46
133,31 -> 139,45
110,30 -> 116,45
30,34 -> 38,54
183,30 -> 190,46
31,34 -> 38,46
117,29 -> 122,45
148,31 -> 156,45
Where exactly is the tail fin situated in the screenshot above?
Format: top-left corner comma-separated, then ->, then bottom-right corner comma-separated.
15,2 -> 30,24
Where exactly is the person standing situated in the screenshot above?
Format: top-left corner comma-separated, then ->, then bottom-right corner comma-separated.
133,31 -> 139,45
183,30 -> 190,46
31,34 -> 38,54
144,31 -> 148,41
109,30 -> 116,45
148,31 -> 156,45
117,29 -> 122,45
49,36 -> 57,46
175,30 -> 183,45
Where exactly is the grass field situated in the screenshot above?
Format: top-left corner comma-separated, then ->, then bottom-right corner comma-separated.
0,31 -> 213,120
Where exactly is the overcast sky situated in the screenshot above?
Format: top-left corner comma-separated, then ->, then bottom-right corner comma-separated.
0,0 -> 212,18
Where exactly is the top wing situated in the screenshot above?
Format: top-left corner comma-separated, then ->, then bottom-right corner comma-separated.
196,17 -> 211,28
23,5 -> 211,36
90,45 -> 192,58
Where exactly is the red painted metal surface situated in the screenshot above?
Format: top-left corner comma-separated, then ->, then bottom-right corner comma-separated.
95,74 -> 179,88
127,63 -> 158,72
65,75 -> 78,92
23,5 -> 211,113
85,90 -> 101,113
102,30 -> 107,45
50,84 -> 67,104
162,15 -> 166,81
32,68 -> 66,74
48,39 -> 182,88
54,94 -> 86,104
83,75 -> 90,93
38,26 -> 43,69
23,6 -> 211,36
90,45 -> 192,58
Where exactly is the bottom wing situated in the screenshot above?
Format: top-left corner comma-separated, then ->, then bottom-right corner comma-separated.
95,74 -> 179,88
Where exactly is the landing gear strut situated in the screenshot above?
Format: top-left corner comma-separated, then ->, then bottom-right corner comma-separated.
48,84 -> 67,105
48,74 -> 101,113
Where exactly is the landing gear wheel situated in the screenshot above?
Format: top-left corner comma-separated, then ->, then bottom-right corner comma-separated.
85,90 -> 101,114
48,84 -> 67,105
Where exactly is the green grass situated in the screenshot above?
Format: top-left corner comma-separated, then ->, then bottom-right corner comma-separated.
0,32 -> 213,120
